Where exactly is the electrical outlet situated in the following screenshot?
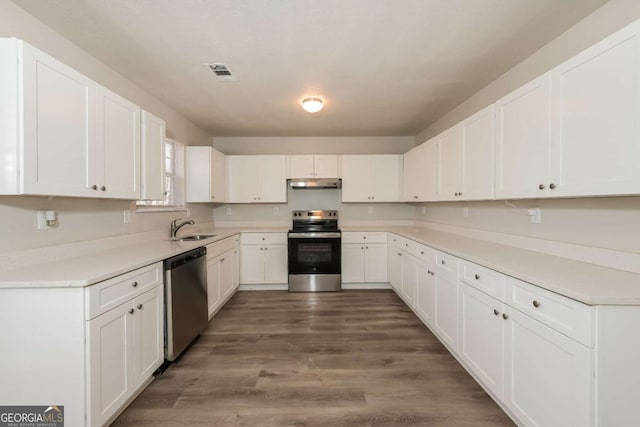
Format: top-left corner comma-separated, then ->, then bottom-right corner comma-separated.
123,210 -> 131,224
186,208 -> 191,217
368,206 -> 374,215
37,210 -> 57,230
226,207 -> 232,216
463,207 -> 469,218
527,208 -> 542,224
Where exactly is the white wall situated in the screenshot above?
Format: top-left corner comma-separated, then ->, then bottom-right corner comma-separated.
410,0 -> 640,258
0,1 -> 214,253
213,188 -> 415,227
214,136 -> 414,155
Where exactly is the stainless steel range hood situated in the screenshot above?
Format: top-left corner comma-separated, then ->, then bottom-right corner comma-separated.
289,178 -> 342,189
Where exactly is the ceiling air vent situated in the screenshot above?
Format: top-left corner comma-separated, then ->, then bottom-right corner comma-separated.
206,63 -> 238,82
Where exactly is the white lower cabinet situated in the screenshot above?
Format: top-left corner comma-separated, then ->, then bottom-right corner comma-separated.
400,251 -> 417,306
342,243 -> 388,283
415,260 -> 436,327
206,235 -> 240,318
433,253 -> 459,352
387,248 -> 402,292
240,233 -> 288,285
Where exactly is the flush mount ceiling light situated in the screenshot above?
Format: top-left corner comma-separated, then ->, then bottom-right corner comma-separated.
301,97 -> 324,113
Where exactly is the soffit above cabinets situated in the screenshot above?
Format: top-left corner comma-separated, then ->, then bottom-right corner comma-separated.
11,0 -> 608,137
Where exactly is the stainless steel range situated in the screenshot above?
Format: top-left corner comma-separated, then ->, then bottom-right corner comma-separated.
288,210 -> 341,292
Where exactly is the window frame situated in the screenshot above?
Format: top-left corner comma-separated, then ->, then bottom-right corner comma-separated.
136,138 -> 186,212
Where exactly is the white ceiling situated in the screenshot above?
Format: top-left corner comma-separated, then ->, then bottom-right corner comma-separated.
13,0 -> 608,137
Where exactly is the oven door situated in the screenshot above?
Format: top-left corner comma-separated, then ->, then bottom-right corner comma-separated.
288,233 -> 341,275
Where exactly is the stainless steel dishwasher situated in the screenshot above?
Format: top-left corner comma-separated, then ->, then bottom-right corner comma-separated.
164,247 -> 208,361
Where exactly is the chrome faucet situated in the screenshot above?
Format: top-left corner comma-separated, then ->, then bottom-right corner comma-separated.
170,218 -> 195,238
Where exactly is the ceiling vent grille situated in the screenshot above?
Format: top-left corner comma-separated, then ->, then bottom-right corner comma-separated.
206,63 -> 238,82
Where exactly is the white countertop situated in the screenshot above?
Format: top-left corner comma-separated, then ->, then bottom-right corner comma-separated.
1,224 -> 639,305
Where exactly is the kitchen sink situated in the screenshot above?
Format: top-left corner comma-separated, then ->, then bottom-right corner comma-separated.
178,234 -> 216,241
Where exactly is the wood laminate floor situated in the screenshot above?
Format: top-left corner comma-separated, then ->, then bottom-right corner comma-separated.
113,290 -> 514,426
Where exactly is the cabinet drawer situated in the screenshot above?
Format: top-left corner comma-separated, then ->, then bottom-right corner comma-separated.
342,232 -> 387,244
388,234 -> 403,249
416,244 -> 436,264
435,251 -> 458,280
506,277 -> 594,347
207,235 -> 239,260
459,260 -> 506,302
241,233 -> 287,245
86,262 -> 162,320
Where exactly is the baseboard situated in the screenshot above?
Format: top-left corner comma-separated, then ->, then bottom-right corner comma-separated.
239,284 -> 288,291
341,282 -> 392,290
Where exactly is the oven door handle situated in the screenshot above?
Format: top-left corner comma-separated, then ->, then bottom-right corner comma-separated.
288,232 -> 342,238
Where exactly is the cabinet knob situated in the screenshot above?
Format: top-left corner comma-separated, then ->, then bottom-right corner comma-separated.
502,313 -> 509,320
361,246 -> 364,250
363,236 -> 366,239
538,184 -> 545,190
413,195 -> 418,199
532,300 -> 541,308
474,274 -> 480,280
91,184 -> 98,190
458,192 -> 462,196
132,281 -> 138,287
221,258 -> 225,262
137,304 -> 143,310
549,183 -> 556,190
101,186 -> 106,191
129,308 -> 135,315
260,248 -> 263,251
262,237 -> 266,240
212,196 -> 215,199
365,246 -> 368,249
420,251 -> 424,255
441,260 -> 446,265
371,196 -> 374,200
264,247 -> 268,251
493,309 -> 500,316
398,253 -> 402,256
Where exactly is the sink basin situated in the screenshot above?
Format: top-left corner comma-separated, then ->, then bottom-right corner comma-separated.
178,234 -> 216,241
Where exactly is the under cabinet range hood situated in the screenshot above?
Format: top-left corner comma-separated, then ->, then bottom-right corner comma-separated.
289,178 -> 342,189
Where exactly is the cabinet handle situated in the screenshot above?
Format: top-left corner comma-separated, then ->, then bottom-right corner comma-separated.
221,258 -> 225,262
262,237 -> 266,240
420,251 -> 424,255
413,195 -> 418,199
474,274 -> 480,280
365,246 -> 368,249
132,281 -> 138,287
137,304 -> 143,310
212,196 -> 215,199
532,300 -> 541,308
129,308 -> 135,315
371,196 -> 374,200
538,184 -> 545,190
502,313 -> 509,320
363,236 -> 366,239
91,184 -> 98,190
441,260 -> 446,265
264,247 -> 268,251
361,246 -> 364,250
260,248 -> 263,251
493,309 -> 500,316
398,253 -> 402,256
101,186 -> 106,191
549,183 -> 556,190
458,192 -> 462,196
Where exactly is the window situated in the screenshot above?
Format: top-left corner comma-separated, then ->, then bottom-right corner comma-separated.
136,139 -> 186,211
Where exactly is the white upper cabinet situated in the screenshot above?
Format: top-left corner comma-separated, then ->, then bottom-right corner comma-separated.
342,155 -> 403,202
437,126 -> 463,201
0,39 -> 146,200
404,138 -> 437,202
461,105 -> 495,200
226,155 -> 287,203
549,20 -> 640,197
495,74 -> 552,199
288,155 -> 338,178
97,86 -> 141,199
140,111 -> 166,200
187,146 -> 226,203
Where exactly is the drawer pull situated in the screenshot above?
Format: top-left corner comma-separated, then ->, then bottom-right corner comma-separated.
420,251 -> 424,255
129,308 -> 135,315
502,313 -> 509,320
132,281 -> 138,288
474,274 -> 480,280
137,304 -> 143,310
441,260 -> 446,265
493,309 -> 500,316
532,300 -> 541,308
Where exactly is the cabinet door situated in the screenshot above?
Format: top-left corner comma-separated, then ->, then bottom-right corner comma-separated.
219,250 -> 234,300
97,86 -> 140,199
133,286 -> 163,387
341,155 -> 371,201
421,139 -> 438,201
264,245 -> 288,283
403,148 -> 421,201
258,156 -> 287,202
21,43 -> 96,197
364,243 -> 388,283
434,272 -> 459,351
459,283 -> 505,400
504,308 -> 593,427
550,22 -> 640,197
88,302 -> 134,427
227,156 -> 259,203
289,155 -> 315,178
462,105 -> 495,200
371,155 -> 402,202
140,111 -> 165,200
495,74 -> 551,199
388,249 -> 403,291
314,155 -> 339,178
187,146 -> 213,203
232,246 -> 240,290
416,262 -> 436,326
400,251 -> 417,307
437,126 -> 463,201
240,245 -> 265,284
342,244 -> 365,283
211,148 -> 226,202
207,255 -> 222,318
